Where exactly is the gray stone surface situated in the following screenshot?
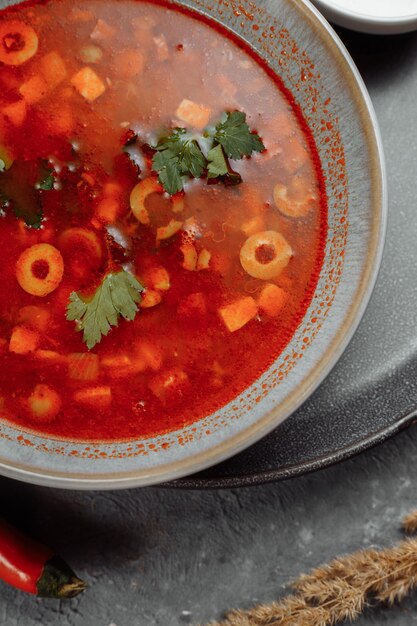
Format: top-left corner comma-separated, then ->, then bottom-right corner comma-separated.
1,21 -> 417,626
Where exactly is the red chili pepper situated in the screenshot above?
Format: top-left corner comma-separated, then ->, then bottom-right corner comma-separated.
0,519 -> 86,598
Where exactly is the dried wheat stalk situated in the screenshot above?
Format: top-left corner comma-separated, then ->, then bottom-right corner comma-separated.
205,510 -> 417,626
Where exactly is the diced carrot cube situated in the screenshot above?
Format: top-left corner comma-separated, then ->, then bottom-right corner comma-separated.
143,266 -> 170,291
68,353 -> 100,381
219,297 -> 258,332
71,67 -> 106,102
116,49 -> 145,78
19,74 -> 49,104
91,18 -> 116,40
178,292 -> 207,316
95,197 -> 120,224
9,326 -> 40,354
197,249 -> 211,271
101,354 -> 146,378
103,181 -> 123,197
180,242 -> 198,271
3,100 -> 27,127
136,340 -> 163,371
40,51 -> 67,90
258,284 -> 288,317
149,369 -> 189,402
74,386 -> 112,408
33,349 -> 66,364
141,289 -> 162,308
17,305 -> 50,332
175,98 -> 212,130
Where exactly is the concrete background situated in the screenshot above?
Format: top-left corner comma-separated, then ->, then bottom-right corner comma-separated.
2,22 -> 417,626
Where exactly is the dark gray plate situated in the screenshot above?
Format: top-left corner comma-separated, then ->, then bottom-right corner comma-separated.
172,27 -> 417,488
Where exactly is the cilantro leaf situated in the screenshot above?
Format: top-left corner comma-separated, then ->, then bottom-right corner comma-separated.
214,111 -> 265,160
66,270 -> 144,350
35,160 -> 55,191
152,128 -> 206,194
207,144 -> 228,178
207,144 -> 242,185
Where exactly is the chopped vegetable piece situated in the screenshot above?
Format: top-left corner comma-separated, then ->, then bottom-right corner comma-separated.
273,182 -> 317,218
27,384 -> 61,422
0,21 -> 38,66
40,51 -> 67,89
16,244 -> 64,297
2,100 -> 27,127
19,75 -> 49,104
130,178 -> 163,225
101,354 -> 146,378
258,283 -> 288,317
141,289 -> 162,308
241,215 -> 265,236
68,353 -> 100,381
240,231 -> 292,280
95,196 -> 120,224
143,266 -> 170,291
156,219 -> 183,242
213,110 -> 265,160
180,242 -> 197,271
171,193 -> 185,213
136,340 -> 163,371
66,270 -> 144,349
90,18 -> 116,40
74,386 -> 112,408
149,369 -> 189,402
78,44 -> 103,64
71,67 -> 106,102
33,350 -> 66,364
197,248 -> 211,270
16,305 -> 50,332
9,326 -> 40,354
175,98 -> 212,130
219,296 -> 258,332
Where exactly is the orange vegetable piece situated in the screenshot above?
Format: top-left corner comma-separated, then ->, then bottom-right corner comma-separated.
180,242 -> 197,271
141,289 -> 162,308
68,353 -> 100,381
219,297 -> 258,333
16,305 -> 50,332
2,100 -> 27,127
136,340 -> 163,371
16,243 -> 64,297
130,178 -> 163,225
143,266 -> 170,291
27,384 -> 62,422
90,18 -> 116,40
40,51 -> 67,90
175,99 -> 212,130
0,21 -> 38,66
33,349 -> 66,365
19,74 -> 48,104
258,284 -> 288,317
71,66 -> 106,102
149,369 -> 189,402
74,386 -> 112,408
101,354 -> 146,378
95,197 -> 120,224
197,249 -> 211,271
9,326 -> 40,354
156,219 -> 183,242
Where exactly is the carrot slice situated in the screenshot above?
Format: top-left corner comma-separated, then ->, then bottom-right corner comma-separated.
258,283 -> 288,317
218,297 -> 258,332
0,21 -> 38,66
71,67 -> 106,102
175,99 -> 212,130
9,326 -> 40,354
2,100 -> 27,127
16,244 -> 64,297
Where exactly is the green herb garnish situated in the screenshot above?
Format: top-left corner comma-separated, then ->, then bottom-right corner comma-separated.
36,161 -> 55,191
151,110 -> 264,194
66,270 -> 144,350
152,128 -> 206,195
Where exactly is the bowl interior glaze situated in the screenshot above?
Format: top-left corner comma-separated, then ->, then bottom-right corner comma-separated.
0,0 -> 386,489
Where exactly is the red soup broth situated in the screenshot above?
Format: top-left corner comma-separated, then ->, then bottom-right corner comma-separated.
0,0 -> 327,441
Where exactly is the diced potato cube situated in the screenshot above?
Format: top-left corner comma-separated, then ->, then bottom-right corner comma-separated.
180,242 -> 198,271
141,289 -> 162,308
3,100 -> 27,127
33,350 -> 66,364
219,297 -> 258,332
17,305 -> 50,332
68,353 -> 100,381
9,326 -> 40,354
178,292 -> 207,316
258,284 -> 288,317
91,18 -> 116,40
19,75 -> 49,104
149,369 -> 189,402
144,266 -> 170,291
101,354 -> 146,378
74,386 -> 112,408
27,384 -> 61,422
95,196 -> 120,224
40,51 -> 67,89
175,99 -> 212,130
197,248 -> 211,271
71,67 -> 106,102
